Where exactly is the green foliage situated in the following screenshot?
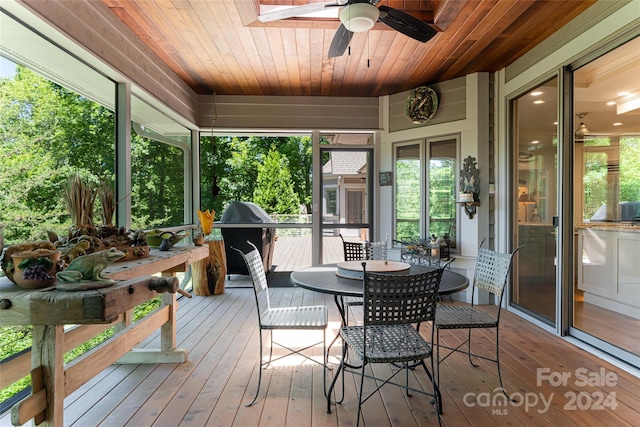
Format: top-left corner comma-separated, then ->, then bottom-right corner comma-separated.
0,66 -> 192,242
620,137 -> 640,203
582,136 -> 640,218
0,66 -> 115,243
395,158 -> 421,240
200,135 -> 311,218
131,137 -> 185,228
253,148 -> 301,214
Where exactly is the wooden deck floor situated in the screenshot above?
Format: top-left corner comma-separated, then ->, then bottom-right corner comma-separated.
4,283 -> 638,427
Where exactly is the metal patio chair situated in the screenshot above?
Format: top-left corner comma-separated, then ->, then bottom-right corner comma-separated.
339,233 -> 366,261
435,243 -> 522,405
341,235 -> 389,324
232,241 -> 329,407
327,262 -> 446,426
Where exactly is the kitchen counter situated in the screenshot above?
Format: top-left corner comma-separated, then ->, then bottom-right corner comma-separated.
577,227 -> 640,319
575,222 -> 640,233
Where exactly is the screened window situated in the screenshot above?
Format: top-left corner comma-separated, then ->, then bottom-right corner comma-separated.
0,57 -> 115,244
130,118 -> 190,229
325,188 -> 337,215
394,138 -> 458,248
429,139 -> 457,247
395,143 -> 422,241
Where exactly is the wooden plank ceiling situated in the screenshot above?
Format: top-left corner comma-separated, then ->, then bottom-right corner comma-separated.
102,0 -> 596,97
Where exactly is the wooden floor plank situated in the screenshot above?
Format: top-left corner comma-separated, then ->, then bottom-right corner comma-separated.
4,284 -> 639,427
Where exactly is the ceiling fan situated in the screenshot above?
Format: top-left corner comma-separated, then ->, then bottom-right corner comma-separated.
258,0 -> 438,58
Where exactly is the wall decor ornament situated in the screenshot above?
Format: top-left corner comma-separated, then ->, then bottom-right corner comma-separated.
379,172 -> 393,186
405,86 -> 438,124
458,155 -> 480,219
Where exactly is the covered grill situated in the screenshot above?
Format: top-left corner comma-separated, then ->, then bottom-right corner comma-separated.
218,201 -> 276,276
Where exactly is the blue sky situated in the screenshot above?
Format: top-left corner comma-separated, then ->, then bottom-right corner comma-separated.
1,57 -> 17,77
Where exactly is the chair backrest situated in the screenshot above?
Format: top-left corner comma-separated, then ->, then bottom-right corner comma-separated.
340,234 -> 365,261
232,241 -> 271,321
473,246 -> 520,298
362,263 -> 444,326
365,235 -> 388,260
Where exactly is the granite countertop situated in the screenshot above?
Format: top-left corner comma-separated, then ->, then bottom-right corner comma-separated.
575,222 -> 640,232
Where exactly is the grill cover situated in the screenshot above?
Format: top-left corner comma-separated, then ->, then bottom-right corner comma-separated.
219,201 -> 275,225
219,202 -> 276,275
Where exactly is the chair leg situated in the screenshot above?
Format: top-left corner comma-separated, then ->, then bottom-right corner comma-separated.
436,328 -> 443,413
327,341 -> 348,413
356,361 -> 366,427
405,363 -> 411,396
495,328 -> 515,402
246,328 -> 264,407
467,328 -> 479,367
431,356 -> 443,417
268,330 -> 274,364
424,358 -> 442,426
323,328 -> 328,398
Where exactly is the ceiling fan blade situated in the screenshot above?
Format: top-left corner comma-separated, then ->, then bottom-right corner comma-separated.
328,24 -> 354,58
258,2 -> 340,23
377,5 -> 437,43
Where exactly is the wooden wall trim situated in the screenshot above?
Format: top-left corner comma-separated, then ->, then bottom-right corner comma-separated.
199,95 -> 380,130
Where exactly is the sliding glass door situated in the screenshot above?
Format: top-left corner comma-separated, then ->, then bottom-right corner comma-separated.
511,78 -> 559,325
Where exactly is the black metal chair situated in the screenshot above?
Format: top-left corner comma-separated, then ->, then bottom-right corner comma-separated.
327,262 -> 446,426
435,244 -> 522,406
339,233 -> 365,261
232,241 -> 329,407
340,235 -> 388,325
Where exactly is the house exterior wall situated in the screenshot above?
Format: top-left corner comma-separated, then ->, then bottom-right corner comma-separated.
379,72 -> 491,303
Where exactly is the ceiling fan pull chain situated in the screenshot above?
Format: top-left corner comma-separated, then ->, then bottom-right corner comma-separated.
367,31 -> 370,68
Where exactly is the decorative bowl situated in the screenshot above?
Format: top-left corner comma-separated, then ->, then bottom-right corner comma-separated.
11,250 -> 60,289
145,230 -> 190,248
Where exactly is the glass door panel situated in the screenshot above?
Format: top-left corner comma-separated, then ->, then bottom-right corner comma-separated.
511,78 -> 558,325
319,142 -> 373,264
572,38 -> 640,361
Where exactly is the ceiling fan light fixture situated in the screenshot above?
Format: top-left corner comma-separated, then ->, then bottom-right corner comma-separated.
575,122 -> 589,138
575,112 -> 590,138
339,3 -> 379,32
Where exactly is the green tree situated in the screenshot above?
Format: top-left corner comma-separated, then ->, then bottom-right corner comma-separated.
395,158 -> 421,240
253,148 -> 300,214
0,66 -> 114,242
131,135 -> 185,228
199,135 -> 313,218
620,137 -> 640,203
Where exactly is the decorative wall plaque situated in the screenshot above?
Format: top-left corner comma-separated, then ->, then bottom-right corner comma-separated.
405,86 -> 439,124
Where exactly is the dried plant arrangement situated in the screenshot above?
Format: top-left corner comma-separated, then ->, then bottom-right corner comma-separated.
98,181 -> 115,226
63,172 -> 97,228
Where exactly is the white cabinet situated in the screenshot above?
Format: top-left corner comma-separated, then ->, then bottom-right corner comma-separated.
577,227 -> 640,319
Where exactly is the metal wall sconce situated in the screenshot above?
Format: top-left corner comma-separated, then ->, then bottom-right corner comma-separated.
458,155 -> 480,219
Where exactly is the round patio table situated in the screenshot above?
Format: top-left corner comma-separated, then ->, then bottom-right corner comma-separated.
290,262 -> 468,327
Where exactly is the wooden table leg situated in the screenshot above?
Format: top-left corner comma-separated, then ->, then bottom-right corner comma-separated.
32,325 -> 64,427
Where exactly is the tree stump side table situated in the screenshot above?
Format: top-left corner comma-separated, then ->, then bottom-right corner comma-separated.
192,240 -> 226,295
